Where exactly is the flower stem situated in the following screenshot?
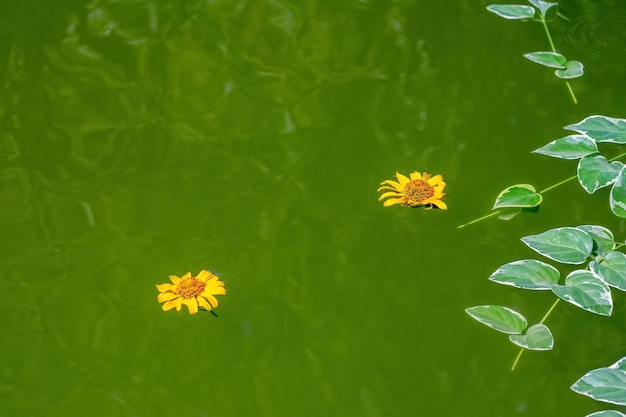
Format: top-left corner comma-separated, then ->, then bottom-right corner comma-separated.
511,298 -> 561,371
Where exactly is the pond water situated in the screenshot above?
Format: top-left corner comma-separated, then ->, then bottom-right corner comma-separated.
2,0 -> 626,416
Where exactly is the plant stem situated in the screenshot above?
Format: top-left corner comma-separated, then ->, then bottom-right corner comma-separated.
540,16 -> 578,104
457,210 -> 501,229
539,298 -> 561,325
539,174 -> 577,194
459,152 -> 626,229
541,17 -> 557,53
511,298 -> 561,371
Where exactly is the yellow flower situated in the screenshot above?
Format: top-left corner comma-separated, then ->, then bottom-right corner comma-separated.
378,171 -> 447,209
156,270 -> 226,315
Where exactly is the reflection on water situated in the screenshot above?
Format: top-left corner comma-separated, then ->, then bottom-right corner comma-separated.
2,0 -> 626,416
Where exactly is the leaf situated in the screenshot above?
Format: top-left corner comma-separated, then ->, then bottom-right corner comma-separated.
577,155 -> 622,194
610,167 -> 626,218
493,184 -> 542,209
577,225 -> 616,257
486,4 -> 536,19
555,60 -> 585,79
551,270 -> 613,316
509,323 -> 554,350
572,357 -> 626,406
585,411 -> 626,417
521,227 -> 593,264
590,251 -> 626,291
532,135 -> 598,159
523,51 -> 567,68
528,0 -> 559,18
465,305 -> 527,334
565,115 -> 626,144
489,259 -> 559,290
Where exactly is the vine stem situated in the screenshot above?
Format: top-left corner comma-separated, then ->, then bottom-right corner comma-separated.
511,298 -> 561,371
458,152 -> 626,229
540,15 -> 578,104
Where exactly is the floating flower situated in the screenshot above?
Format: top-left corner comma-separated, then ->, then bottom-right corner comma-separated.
378,171 -> 447,209
156,270 -> 226,315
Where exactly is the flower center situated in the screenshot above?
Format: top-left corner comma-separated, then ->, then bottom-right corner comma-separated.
177,278 -> 206,299
404,180 -> 434,203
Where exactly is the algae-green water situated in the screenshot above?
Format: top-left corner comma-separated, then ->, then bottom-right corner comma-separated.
2,1 -> 626,416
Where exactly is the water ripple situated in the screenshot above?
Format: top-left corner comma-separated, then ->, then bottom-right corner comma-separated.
558,2 -> 626,62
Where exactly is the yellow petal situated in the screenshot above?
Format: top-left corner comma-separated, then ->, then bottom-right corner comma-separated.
181,272 -> 192,280
395,172 -> 410,185
382,197 -> 404,207
162,300 -> 178,311
428,175 -> 443,185
378,191 -> 401,201
184,298 -> 199,315
421,172 -> 431,181
378,180 -> 403,191
197,296 -> 213,311
156,283 -> 173,292
158,292 -> 178,302
431,199 -> 448,210
169,275 -> 181,285
196,270 -> 210,282
409,172 -> 423,181
204,284 -> 226,296
204,295 -> 219,308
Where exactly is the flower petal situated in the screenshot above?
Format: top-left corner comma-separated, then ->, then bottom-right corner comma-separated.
197,296 -> 213,311
156,283 -> 173,292
181,272 -> 192,280
162,300 -> 178,311
383,197 -> 405,207
409,172 -> 422,180
378,180 -> 403,191
196,270 -> 210,282
395,172 -> 410,185
428,175 -> 443,185
158,292 -> 178,302
204,295 -> 219,308
430,199 -> 448,210
169,275 -> 181,285
378,191 -> 401,201
184,298 -> 199,315
204,284 -> 226,296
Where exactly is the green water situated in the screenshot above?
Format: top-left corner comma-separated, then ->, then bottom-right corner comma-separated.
3,0 -> 626,416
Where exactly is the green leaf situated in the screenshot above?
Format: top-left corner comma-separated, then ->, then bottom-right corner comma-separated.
493,184 -> 542,209
590,251 -> 626,291
577,155 -> 622,194
521,227 -> 593,264
576,225 -> 616,257
555,60 -> 584,79
523,51 -> 566,68
528,0 -> 558,18
486,4 -> 536,19
465,305 -> 527,334
489,259 -> 559,290
565,115 -> 626,144
585,411 -> 626,417
551,270 -> 613,316
572,356 -> 626,406
509,323 -> 554,350
610,167 -> 626,218
532,134 -> 598,159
